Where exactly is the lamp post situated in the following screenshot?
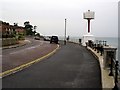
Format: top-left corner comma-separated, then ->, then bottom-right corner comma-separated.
64,18 -> 67,45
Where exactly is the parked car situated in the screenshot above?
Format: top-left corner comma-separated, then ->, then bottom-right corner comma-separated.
44,36 -> 51,41
34,36 -> 40,40
50,36 -> 59,44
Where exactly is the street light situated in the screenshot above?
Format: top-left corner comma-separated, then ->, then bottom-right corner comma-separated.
64,18 -> 67,45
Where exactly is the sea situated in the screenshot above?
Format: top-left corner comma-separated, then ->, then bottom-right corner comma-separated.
59,36 -> 119,63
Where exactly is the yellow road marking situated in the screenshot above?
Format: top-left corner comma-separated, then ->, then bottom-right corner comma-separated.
0,45 -> 59,77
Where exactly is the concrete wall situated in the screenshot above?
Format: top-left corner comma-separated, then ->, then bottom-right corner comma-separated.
2,38 -> 18,46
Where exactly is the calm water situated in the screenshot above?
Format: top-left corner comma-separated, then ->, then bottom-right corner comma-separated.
95,37 -> 118,49
95,37 -> 118,60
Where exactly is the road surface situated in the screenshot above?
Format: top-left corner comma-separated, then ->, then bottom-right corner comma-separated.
2,38 -> 57,72
2,42 -> 102,88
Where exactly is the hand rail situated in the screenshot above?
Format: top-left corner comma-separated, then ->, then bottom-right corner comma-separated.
111,59 -> 120,89
87,39 -> 119,89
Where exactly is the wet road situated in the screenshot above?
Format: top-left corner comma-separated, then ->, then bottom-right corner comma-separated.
3,42 -> 102,88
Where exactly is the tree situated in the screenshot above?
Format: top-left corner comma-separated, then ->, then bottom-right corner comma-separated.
36,33 -> 40,37
24,21 -> 33,36
24,21 -> 30,26
34,26 -> 37,30
33,26 -> 37,36
14,23 -> 18,26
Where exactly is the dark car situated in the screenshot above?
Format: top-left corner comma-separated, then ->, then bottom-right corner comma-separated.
50,36 -> 59,44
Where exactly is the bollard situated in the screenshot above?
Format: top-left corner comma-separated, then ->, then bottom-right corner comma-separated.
100,46 -> 103,56
103,41 -> 104,46
99,40 -> 102,45
79,39 -> 81,45
94,44 -> 96,51
64,40 -> 66,45
97,44 -> 100,53
105,41 -> 107,46
103,41 -> 105,46
86,42 -> 87,47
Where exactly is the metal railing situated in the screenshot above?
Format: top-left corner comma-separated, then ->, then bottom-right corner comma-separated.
87,40 -> 120,89
86,40 -> 104,56
109,58 -> 120,89
109,57 -> 120,89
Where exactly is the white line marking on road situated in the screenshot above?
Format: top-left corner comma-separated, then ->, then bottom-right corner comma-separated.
10,45 -> 41,55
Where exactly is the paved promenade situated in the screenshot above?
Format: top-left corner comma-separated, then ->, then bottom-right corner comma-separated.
3,42 -> 102,88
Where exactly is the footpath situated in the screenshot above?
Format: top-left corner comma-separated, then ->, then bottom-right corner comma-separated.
69,41 -> 120,89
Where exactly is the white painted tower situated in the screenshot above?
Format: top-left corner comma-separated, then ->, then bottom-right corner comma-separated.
82,10 -> 95,46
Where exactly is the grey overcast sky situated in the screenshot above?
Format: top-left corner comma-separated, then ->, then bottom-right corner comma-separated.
0,0 -> 119,37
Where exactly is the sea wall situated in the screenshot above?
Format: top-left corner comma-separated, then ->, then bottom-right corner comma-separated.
87,47 -> 115,88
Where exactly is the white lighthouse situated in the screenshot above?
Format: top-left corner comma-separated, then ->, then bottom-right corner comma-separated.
82,10 -> 95,46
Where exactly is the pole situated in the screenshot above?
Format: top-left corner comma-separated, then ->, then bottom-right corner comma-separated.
88,19 -> 90,33
64,19 -> 67,45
